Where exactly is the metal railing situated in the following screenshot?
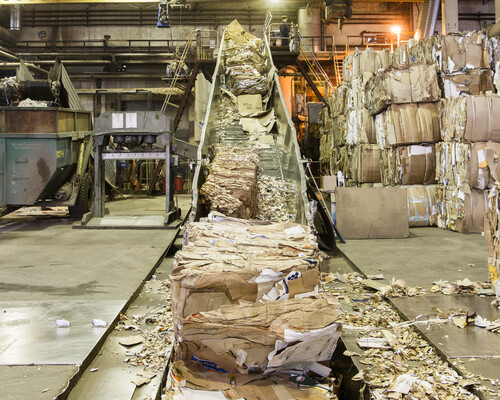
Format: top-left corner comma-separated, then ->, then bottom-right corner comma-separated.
297,31 -> 335,96
161,30 -> 197,115
13,32 -> 219,59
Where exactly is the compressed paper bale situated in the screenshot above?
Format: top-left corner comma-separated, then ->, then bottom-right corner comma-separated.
349,144 -> 382,184
484,191 -> 500,296
392,43 -> 410,66
333,115 -> 347,148
171,215 -> 322,319
401,185 -> 438,227
365,64 -> 440,115
396,144 -> 437,185
442,69 -> 494,98
345,108 -> 376,146
436,185 -> 489,234
381,145 -> 437,186
200,144 -> 260,219
440,95 -> 500,142
436,141 -> 500,191
375,102 -> 440,148
440,31 -> 489,74
174,295 -> 342,375
342,53 -> 354,82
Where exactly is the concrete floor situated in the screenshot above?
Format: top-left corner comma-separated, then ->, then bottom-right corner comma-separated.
0,195 -> 187,400
1,203 -> 498,399
338,227 -> 500,398
339,227 -> 489,287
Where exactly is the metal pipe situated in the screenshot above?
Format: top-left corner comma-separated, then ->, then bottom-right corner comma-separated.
10,4 -> 22,31
0,5 -> 22,44
0,62 -> 48,75
414,0 -> 440,39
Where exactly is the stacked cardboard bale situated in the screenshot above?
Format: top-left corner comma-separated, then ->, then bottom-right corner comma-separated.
200,144 -> 261,219
172,214 -> 343,384
329,48 -> 392,186
436,94 -> 500,233
365,62 -> 441,226
485,191 -> 500,298
407,31 -> 496,232
319,32 -> 500,230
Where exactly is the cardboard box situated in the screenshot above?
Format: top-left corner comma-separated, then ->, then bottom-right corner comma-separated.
320,175 -> 337,193
336,187 -> 410,239
401,185 -> 437,227
376,102 -> 440,148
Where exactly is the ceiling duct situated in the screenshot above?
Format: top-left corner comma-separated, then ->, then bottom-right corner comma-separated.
0,5 -> 22,45
414,0 -> 439,39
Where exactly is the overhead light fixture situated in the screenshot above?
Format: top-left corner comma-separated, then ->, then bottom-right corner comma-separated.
391,25 -> 401,47
391,26 -> 401,35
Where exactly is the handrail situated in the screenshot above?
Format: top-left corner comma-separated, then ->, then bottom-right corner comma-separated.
297,31 -> 334,96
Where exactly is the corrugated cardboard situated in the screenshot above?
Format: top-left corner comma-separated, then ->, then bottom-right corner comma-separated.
174,296 -> 342,375
436,141 -> 500,191
402,185 -> 437,227
350,144 -> 382,184
336,187 -> 410,239
382,145 -> 437,186
442,69 -> 494,98
376,102 -> 440,148
396,144 -> 437,185
440,31 -> 488,74
170,363 -> 334,398
437,185 -> 489,234
441,95 -> 500,142
237,94 -> 263,116
366,64 -> 441,115
172,217 -> 321,319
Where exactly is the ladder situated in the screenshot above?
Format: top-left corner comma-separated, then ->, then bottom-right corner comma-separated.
332,36 -> 345,87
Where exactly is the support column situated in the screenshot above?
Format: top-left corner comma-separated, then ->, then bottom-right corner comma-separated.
442,0 -> 459,35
